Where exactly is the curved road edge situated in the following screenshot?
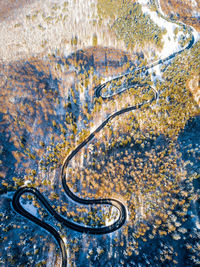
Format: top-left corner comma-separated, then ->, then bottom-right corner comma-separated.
11,0 -> 195,266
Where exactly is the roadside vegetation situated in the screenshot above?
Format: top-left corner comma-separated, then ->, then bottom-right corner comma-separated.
1,39 -> 199,265
0,1 -> 199,264
97,0 -> 165,50
160,0 -> 200,32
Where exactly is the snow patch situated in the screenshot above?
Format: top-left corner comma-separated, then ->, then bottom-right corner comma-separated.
22,202 -> 38,217
141,5 -> 184,59
191,0 -> 198,7
138,0 -> 148,4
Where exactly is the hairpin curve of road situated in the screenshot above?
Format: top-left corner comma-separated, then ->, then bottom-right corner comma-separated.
12,1 -> 196,266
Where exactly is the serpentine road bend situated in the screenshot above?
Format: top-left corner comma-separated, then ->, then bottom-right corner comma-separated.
12,1 -> 196,266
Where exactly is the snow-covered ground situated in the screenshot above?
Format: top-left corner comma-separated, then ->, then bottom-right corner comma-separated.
138,0 -> 200,85
139,0 -> 200,59
139,1 -> 186,58
105,206 -> 119,227
191,0 -> 198,8
22,201 -> 38,217
0,0 -> 127,62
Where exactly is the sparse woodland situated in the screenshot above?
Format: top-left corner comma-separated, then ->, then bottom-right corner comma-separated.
0,0 -> 200,266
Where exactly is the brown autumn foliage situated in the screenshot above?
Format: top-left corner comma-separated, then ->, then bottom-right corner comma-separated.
186,72 -> 200,107
160,0 -> 200,32
0,0 -> 35,22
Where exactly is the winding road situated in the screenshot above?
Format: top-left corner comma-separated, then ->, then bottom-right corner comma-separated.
12,1 -> 196,266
